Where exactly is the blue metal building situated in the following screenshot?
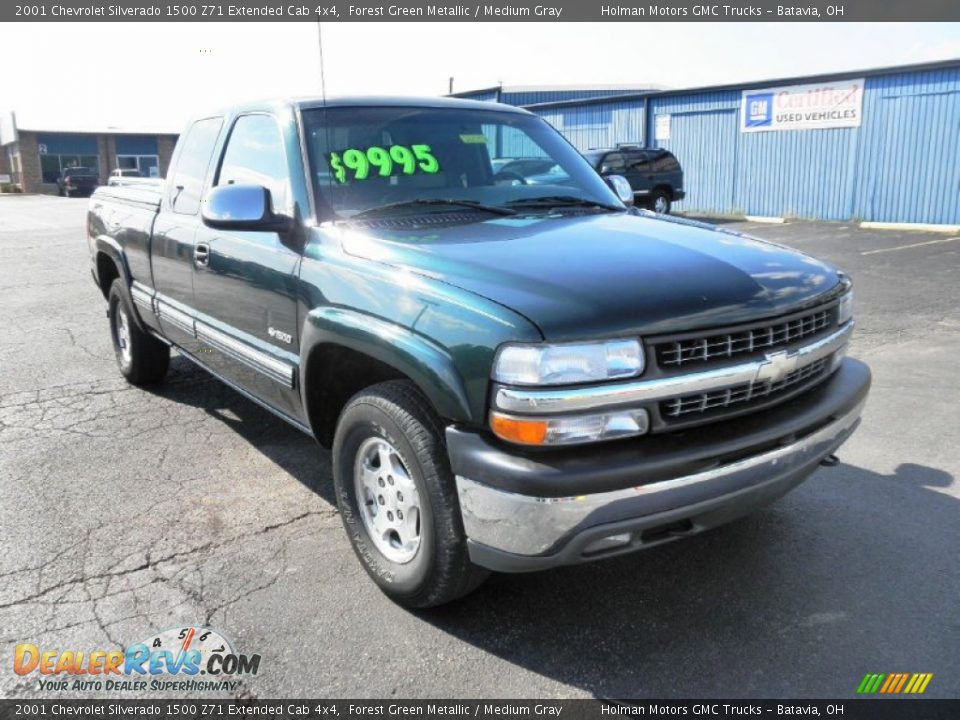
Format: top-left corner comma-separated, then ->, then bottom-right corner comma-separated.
458,61 -> 960,225
453,84 -> 660,107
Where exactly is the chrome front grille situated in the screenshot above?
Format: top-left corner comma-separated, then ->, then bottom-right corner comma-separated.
661,358 -> 829,419
656,308 -> 832,368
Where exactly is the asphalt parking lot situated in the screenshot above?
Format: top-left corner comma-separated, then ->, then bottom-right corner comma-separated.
1,194 -> 958,699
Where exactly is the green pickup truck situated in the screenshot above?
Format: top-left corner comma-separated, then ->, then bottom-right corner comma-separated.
88,97 -> 870,607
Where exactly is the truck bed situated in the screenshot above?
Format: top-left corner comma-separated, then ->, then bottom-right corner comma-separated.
89,182 -> 164,293
92,180 -> 163,211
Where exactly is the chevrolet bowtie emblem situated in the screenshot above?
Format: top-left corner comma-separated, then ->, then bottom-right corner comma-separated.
755,349 -> 800,384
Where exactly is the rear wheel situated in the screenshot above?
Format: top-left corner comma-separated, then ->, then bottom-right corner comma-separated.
332,380 -> 488,608
108,279 -> 169,385
651,189 -> 671,214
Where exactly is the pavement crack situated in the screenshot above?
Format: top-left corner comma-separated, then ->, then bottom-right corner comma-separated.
0,509 -> 335,611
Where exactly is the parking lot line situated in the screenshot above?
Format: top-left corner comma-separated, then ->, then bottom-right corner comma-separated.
861,236 -> 960,256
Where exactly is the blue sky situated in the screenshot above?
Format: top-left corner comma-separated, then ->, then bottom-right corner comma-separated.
2,22 -> 959,131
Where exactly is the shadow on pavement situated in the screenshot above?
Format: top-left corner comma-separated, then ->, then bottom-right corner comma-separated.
148,356 -> 958,698
149,356 -> 336,505
419,461 -> 957,698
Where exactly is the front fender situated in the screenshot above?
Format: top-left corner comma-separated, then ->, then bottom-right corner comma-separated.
299,307 -> 473,423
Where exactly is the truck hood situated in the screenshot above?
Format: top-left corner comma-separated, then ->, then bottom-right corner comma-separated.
339,212 -> 841,340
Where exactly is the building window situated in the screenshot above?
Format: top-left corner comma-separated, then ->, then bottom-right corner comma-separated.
116,154 -> 160,178
36,134 -> 100,183
40,154 -> 100,183
115,135 -> 160,178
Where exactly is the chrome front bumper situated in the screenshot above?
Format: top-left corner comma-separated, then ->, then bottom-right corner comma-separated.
452,359 -> 870,572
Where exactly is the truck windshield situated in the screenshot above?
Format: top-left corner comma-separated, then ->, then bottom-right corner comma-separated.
302,106 -> 622,221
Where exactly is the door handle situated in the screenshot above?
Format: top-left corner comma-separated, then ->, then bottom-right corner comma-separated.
194,243 -> 210,267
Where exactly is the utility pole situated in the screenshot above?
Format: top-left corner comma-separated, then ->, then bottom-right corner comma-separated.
448,77 -> 454,95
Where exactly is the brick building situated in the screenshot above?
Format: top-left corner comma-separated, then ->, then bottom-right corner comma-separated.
1,125 -> 178,194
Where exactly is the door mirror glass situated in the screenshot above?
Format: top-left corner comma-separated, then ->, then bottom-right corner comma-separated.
605,175 -> 634,206
202,184 -> 291,231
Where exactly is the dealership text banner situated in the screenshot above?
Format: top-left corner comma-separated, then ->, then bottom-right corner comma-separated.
5,0 -> 960,22
2,700 -> 960,719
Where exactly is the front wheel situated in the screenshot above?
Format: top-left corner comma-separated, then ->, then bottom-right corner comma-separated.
332,380 -> 488,608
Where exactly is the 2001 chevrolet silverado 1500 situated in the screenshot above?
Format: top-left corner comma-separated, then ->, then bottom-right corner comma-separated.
88,97 -> 870,607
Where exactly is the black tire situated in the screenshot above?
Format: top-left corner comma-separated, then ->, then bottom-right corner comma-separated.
651,189 -> 671,214
108,279 -> 169,385
332,380 -> 489,608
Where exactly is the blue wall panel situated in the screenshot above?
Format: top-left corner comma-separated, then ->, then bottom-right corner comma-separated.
529,99 -> 646,151
852,68 -> 960,224
36,133 -> 97,155
502,89 -> 648,106
454,89 -> 500,103
655,109 -> 739,215
115,135 -> 158,155
648,91 -> 739,214
735,127 -> 858,220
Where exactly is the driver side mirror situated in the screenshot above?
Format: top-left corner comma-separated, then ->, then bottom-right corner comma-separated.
605,175 -> 634,206
202,184 -> 293,232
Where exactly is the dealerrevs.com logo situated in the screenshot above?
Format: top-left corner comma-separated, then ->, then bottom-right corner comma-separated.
13,626 -> 261,693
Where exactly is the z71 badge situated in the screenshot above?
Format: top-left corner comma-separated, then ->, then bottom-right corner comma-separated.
268,327 -> 292,344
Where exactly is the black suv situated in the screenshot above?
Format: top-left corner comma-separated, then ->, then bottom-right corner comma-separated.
584,146 -> 684,214
56,167 -> 99,198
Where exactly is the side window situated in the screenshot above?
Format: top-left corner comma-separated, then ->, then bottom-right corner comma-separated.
169,117 -> 223,216
601,153 -> 626,174
627,151 -> 652,171
216,115 -> 290,214
655,152 -> 681,172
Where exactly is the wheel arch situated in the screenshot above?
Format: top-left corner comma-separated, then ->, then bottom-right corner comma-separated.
299,308 -> 473,447
93,237 -> 155,334
93,236 -> 131,299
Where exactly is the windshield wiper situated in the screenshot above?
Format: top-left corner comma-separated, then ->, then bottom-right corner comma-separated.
351,198 -> 516,219
505,195 -> 622,212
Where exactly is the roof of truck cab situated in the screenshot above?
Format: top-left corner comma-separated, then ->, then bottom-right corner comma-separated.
219,96 -> 533,116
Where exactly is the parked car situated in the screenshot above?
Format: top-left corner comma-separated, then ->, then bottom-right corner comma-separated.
108,169 -> 159,187
57,167 -> 98,197
584,145 -> 685,213
88,97 -> 868,607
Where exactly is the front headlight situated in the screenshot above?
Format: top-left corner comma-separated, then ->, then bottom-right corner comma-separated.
837,290 -> 854,325
492,339 -> 644,386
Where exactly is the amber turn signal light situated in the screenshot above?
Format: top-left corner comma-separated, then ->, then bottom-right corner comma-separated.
490,413 -> 549,445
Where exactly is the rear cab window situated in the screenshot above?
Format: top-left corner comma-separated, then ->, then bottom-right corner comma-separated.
168,117 -> 223,215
